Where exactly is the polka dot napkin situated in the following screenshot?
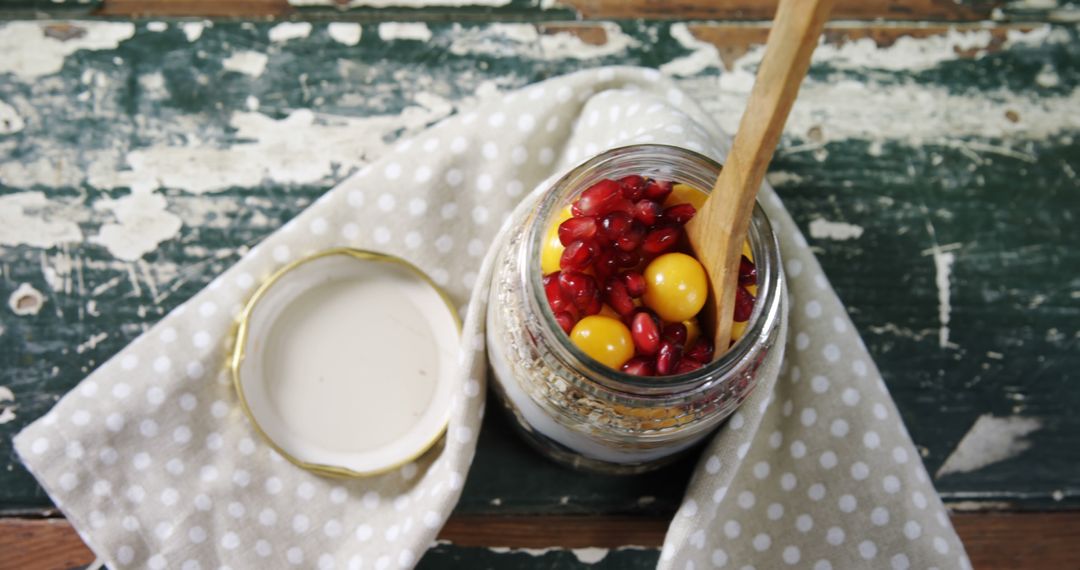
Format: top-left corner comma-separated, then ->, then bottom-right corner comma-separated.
15,67 -> 968,569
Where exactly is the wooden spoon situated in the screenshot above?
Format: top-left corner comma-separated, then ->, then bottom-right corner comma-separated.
686,0 -> 835,351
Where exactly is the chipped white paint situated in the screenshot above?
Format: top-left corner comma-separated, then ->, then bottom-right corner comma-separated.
937,415 -> 1041,477
138,71 -> 169,100
90,101 -> 451,195
0,192 -> 83,248
809,218 -> 865,241
269,22 -> 312,43
669,25 -> 1079,145
484,545 -> 637,560
448,23 -> 538,57
661,23 -> 721,77
539,22 -> 640,60
486,547 -> 558,556
766,171 -> 804,186
0,100 -> 25,135
0,22 -> 135,80
146,22 -> 167,33
222,51 -> 269,77
1005,21 -> 1074,45
181,22 -> 205,42
90,190 -> 183,261
327,23 -> 362,46
291,0 -> 509,6
9,283 -> 45,316
0,386 -> 15,425
572,548 -> 610,564
697,74 -> 1080,146
813,29 -> 996,71
75,332 -> 108,354
378,23 -> 433,42
921,241 -> 961,349
1036,63 -> 1061,87
40,248 -> 75,293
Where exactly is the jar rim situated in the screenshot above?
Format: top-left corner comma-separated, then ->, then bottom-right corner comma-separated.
524,144 -> 784,399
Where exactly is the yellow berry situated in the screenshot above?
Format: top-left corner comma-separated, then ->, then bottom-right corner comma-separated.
570,316 -> 635,369
731,319 -> 748,343
683,318 -> 702,346
643,253 -> 708,323
540,206 -> 574,274
664,183 -> 708,210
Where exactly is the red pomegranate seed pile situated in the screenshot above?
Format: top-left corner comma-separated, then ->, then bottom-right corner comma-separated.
543,175 -> 758,377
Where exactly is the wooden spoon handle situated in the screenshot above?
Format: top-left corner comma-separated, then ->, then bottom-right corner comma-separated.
688,0 -> 834,349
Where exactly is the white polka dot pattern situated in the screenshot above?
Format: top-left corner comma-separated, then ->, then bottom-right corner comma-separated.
12,66 -> 966,570
658,138 -> 968,568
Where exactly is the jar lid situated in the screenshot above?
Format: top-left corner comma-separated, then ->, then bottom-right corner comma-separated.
230,248 -> 460,477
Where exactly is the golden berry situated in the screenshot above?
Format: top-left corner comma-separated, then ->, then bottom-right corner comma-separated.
570,315 -> 635,369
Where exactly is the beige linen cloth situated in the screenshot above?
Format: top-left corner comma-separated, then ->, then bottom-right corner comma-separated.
15,67 -> 969,569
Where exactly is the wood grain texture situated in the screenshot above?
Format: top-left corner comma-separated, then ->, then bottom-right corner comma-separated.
557,0 -> 999,21
3,513 -> 1079,569
690,0 -> 833,347
80,0 -> 1003,20
686,22 -> 1038,70
0,17 -> 1077,526
95,0 -> 291,17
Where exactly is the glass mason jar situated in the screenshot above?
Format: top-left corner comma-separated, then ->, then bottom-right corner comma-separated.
485,144 -> 786,474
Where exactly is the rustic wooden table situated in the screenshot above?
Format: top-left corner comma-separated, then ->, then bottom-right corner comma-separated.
1,1 -> 1078,568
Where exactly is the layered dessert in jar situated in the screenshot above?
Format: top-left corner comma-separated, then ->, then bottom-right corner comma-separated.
486,144 -> 785,474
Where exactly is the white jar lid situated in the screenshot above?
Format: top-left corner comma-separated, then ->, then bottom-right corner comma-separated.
230,248 -> 460,477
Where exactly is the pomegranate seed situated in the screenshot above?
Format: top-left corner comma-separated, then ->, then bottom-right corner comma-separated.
632,200 -> 662,226
599,212 -> 633,243
543,271 -> 559,298
663,323 -> 688,346
734,285 -> 756,322
604,278 -> 636,317
621,356 -> 655,376
641,226 -> 681,255
582,296 -> 602,316
643,179 -> 673,202
738,255 -> 757,286
608,198 -> 635,215
620,271 -> 646,297
573,179 -> 622,217
560,239 -> 596,271
685,338 -> 714,363
558,271 -> 599,312
554,311 -> 576,334
615,221 -> 646,252
614,250 -> 642,268
592,247 -> 619,281
630,312 -> 661,355
543,272 -> 577,317
656,340 -> 682,375
662,203 -> 696,225
571,202 -> 583,217
558,216 -> 598,246
675,358 -> 704,374
618,175 -> 646,201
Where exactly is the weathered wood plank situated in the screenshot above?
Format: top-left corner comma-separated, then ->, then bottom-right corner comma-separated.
4,512 -> 1080,569
96,0 -> 290,18
1,20 -> 1077,519
557,0 -> 1003,21
85,0 -> 1077,22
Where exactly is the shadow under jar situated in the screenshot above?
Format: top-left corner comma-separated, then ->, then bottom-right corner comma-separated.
486,144 -> 786,475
